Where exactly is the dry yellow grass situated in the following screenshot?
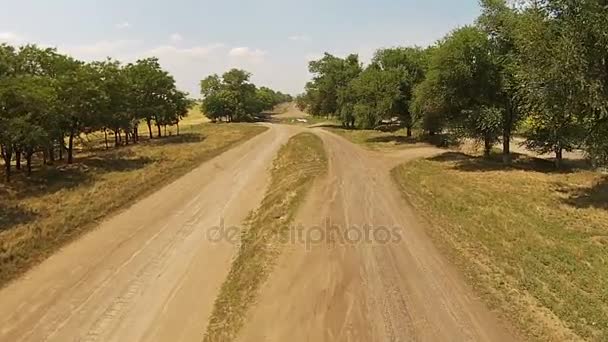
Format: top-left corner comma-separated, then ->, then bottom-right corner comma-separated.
0,123 -> 267,287
204,133 -> 327,342
392,152 -> 608,341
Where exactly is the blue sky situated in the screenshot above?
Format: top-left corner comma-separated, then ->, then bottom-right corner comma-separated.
0,0 -> 480,96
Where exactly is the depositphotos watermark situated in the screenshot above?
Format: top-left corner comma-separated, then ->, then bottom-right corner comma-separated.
207,218 -> 403,250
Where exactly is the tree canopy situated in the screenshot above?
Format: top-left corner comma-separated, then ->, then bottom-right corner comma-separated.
297,0 -> 608,167
0,43 -> 190,181
200,69 -> 291,122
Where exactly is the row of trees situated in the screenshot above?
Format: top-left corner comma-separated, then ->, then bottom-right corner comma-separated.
0,44 -> 191,181
200,69 -> 292,122
296,49 -> 428,137
298,0 -> 608,167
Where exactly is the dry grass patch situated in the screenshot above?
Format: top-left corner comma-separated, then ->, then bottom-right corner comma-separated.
0,123 -> 267,287
392,152 -> 608,341
204,133 -> 327,342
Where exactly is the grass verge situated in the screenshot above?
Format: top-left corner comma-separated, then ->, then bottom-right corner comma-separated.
0,123 -> 267,287
323,126 -> 448,151
391,151 -> 608,341
204,132 -> 327,342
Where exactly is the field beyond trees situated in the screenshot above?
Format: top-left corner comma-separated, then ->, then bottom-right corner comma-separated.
0,122 -> 267,287
392,153 -> 608,341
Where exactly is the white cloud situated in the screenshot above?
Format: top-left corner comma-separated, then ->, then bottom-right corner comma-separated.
145,43 -> 224,59
61,39 -> 143,60
0,32 -> 282,95
0,32 -> 23,44
288,34 -> 311,42
169,33 -> 183,42
228,47 -> 267,63
115,21 -> 131,29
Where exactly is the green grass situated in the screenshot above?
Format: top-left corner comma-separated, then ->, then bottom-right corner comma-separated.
323,126 -> 444,151
391,152 -> 608,341
0,123 -> 267,288
204,133 -> 327,342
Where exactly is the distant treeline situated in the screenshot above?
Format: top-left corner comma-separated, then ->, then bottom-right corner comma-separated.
297,0 -> 608,167
200,69 -> 292,122
0,44 -> 191,180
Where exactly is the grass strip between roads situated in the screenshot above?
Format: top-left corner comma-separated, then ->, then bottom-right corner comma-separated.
204,132 -> 328,342
0,123 -> 267,288
391,152 -> 608,342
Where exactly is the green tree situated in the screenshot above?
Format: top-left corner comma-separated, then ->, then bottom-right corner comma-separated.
305,53 -> 362,121
416,26 -> 503,157
346,65 -> 401,129
55,61 -> 107,163
478,0 -> 522,164
92,59 -> 133,147
372,47 -> 429,136
126,58 -> 178,139
514,3 -> 590,167
200,69 -> 277,122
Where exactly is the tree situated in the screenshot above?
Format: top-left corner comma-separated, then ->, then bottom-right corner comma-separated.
126,58 -> 178,139
512,0 -> 608,167
344,65 -> 401,129
478,0 -> 522,164
55,61 -> 106,163
372,47 -> 429,136
200,69 -> 283,122
0,45 -> 56,178
304,53 -> 362,121
92,59 -> 132,147
514,2 -> 591,167
0,42 -> 189,181
415,26 -> 503,157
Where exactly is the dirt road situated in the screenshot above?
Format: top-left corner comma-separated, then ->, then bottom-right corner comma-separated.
238,129 -> 519,341
0,124 -> 301,342
0,123 -> 519,341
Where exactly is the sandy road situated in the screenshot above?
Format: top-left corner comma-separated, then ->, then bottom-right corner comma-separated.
0,124 -> 301,342
0,121 -> 519,342
238,129 -> 519,341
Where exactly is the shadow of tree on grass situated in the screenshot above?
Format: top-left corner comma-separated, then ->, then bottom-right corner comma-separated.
80,156 -> 153,173
557,177 -> 608,210
0,204 -> 38,232
429,151 -> 590,174
147,133 -> 206,146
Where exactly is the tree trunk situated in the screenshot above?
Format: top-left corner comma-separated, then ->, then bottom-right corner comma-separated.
15,148 -> 21,170
3,146 -> 12,182
104,128 -> 109,149
134,127 -> 139,143
59,141 -> 63,160
406,126 -> 412,138
49,145 -> 55,164
26,151 -> 33,176
157,124 -> 162,138
176,122 -> 180,136
147,118 -> 153,139
164,125 -> 167,136
502,102 -> 513,165
67,130 -> 75,164
555,146 -> 563,169
484,136 -> 492,158
502,131 -> 511,165
125,130 -> 129,145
